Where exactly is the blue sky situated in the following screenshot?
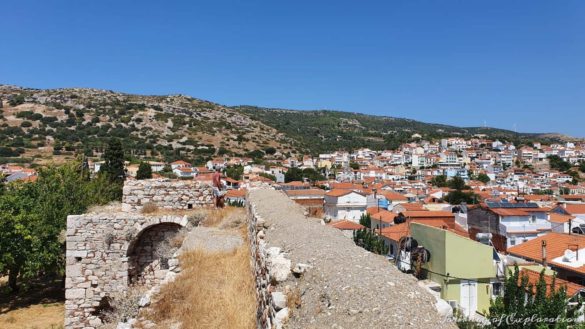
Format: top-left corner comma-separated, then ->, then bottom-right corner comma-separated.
1,1 -> 584,136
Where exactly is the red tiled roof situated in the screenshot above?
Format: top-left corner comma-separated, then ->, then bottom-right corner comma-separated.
380,218 -> 467,242
565,204 -> 585,215
226,189 -> 247,198
284,181 -> 308,186
285,189 -> 326,197
379,191 -> 407,201
371,210 -> 397,224
549,213 -> 575,224
490,208 -> 531,216
402,211 -> 454,219
328,220 -> 365,230
397,203 -> 426,211
325,189 -> 365,197
508,232 -> 585,275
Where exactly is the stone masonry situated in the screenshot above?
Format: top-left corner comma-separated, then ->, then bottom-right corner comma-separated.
122,179 -> 214,212
65,179 -> 215,328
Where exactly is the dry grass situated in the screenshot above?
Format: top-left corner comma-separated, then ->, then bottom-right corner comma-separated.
86,201 -> 122,213
286,287 -> 302,311
0,302 -> 64,329
145,245 -> 256,329
141,202 -> 159,214
0,276 -> 64,329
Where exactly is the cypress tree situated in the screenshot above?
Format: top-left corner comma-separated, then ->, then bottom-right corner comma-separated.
102,138 -> 125,181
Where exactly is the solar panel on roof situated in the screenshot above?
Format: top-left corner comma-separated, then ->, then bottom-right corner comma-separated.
486,202 -> 539,209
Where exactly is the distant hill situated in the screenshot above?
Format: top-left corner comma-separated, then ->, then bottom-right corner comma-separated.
0,84 -> 579,165
234,105 -> 579,154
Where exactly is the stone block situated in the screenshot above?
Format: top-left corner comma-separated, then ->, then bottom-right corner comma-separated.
66,288 -> 86,299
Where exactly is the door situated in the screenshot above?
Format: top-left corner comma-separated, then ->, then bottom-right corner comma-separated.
460,280 -> 478,317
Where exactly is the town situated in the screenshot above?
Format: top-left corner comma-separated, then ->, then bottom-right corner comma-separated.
6,136 -> 585,323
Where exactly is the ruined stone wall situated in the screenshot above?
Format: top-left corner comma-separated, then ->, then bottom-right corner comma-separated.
122,179 -> 214,212
247,203 -> 277,329
65,212 -> 192,329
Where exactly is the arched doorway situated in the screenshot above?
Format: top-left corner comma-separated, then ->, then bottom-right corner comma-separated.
127,223 -> 183,286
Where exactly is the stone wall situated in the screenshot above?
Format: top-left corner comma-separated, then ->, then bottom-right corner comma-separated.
65,212 -> 193,328
247,203 -> 277,329
122,179 -> 214,212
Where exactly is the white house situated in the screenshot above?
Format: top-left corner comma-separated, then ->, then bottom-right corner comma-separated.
324,189 -> 368,222
148,161 -> 165,172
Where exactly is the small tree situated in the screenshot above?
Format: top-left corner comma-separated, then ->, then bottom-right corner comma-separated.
136,162 -> 152,180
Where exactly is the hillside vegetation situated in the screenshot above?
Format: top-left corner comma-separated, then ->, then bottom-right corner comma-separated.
0,85 -> 578,164
0,85 -> 298,165
235,105 -> 578,154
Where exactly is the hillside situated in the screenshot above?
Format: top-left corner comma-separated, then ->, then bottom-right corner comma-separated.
235,105 -> 578,154
0,85 -> 299,165
0,84 -> 578,165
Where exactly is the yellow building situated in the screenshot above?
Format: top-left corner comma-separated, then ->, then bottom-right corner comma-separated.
410,223 -> 502,317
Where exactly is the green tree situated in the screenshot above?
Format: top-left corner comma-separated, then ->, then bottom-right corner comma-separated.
101,138 -> 125,181
225,165 -> 244,180
264,147 -> 277,155
547,155 -> 572,172
448,176 -> 469,190
477,173 -> 491,184
284,167 -> 303,182
489,265 -> 579,329
0,163 -> 120,291
579,161 -> 585,173
430,175 -> 448,187
136,162 -> 152,180
352,214 -> 389,255
349,162 -> 360,170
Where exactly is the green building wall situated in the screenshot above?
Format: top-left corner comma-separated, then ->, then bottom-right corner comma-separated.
410,223 -> 497,315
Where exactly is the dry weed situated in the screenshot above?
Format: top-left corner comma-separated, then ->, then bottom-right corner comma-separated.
286,288 -> 302,311
146,246 -> 256,329
101,285 -> 147,325
141,202 -> 159,214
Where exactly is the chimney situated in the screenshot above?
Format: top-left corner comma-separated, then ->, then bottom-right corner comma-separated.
541,240 -> 547,265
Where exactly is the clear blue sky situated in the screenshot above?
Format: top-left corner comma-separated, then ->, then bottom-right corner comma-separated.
1,1 -> 584,137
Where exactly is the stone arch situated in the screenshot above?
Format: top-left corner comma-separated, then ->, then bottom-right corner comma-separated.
127,222 -> 184,286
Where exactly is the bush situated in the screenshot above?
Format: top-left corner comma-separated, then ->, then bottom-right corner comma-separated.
20,120 -> 32,128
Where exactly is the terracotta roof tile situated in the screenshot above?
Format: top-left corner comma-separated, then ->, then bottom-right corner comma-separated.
328,220 -> 365,230
508,232 -> 585,275
402,211 -> 454,219
549,213 -> 575,224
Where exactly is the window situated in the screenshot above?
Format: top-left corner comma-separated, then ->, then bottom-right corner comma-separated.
530,215 -> 536,223
510,238 -> 516,246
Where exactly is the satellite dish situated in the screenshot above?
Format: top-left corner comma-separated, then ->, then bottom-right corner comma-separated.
563,249 -> 576,262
